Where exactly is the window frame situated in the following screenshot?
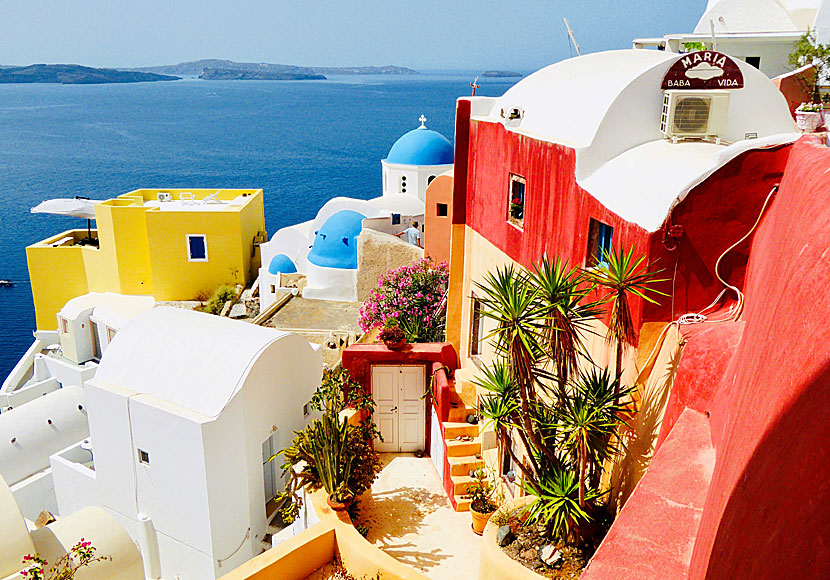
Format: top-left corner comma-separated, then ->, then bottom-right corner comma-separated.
586,218 -> 614,268
470,293 -> 485,359
507,174 -> 526,229
186,234 -> 209,262
137,449 -> 150,465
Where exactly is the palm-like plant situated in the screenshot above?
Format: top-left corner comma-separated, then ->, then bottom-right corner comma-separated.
553,368 -> 633,507
590,246 -> 665,403
527,256 -> 602,396
474,265 -> 561,468
521,465 -> 602,543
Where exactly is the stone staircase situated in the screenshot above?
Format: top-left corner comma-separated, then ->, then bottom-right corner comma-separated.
443,403 -> 484,512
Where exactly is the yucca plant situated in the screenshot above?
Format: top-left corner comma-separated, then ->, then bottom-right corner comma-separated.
521,466 -> 602,544
474,265 -> 561,469
553,368 -> 634,507
589,246 -> 665,403
527,256 -> 603,397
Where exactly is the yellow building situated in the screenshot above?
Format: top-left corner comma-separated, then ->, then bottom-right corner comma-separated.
27,189 -> 267,330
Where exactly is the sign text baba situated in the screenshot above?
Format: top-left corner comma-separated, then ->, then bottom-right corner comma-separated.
662,51 -> 744,90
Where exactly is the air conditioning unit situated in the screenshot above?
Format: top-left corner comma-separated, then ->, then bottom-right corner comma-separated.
661,90 -> 730,141
157,192 -> 172,202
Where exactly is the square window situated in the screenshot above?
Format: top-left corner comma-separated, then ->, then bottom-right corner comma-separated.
391,213 -> 401,225
508,174 -> 526,228
138,449 -> 150,465
187,234 -> 208,262
436,203 -> 448,217
59,317 -> 69,335
745,56 -> 761,69
470,295 -> 484,357
586,218 -> 614,267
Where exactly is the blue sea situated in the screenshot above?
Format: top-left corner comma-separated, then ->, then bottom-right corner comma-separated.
0,74 -> 518,378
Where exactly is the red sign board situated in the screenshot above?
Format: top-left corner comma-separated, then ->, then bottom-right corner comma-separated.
661,51 -> 744,90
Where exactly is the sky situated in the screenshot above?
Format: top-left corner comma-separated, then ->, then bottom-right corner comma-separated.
0,1 -> 707,71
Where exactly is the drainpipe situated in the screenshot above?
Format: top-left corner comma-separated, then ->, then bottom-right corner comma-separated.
137,513 -> 162,579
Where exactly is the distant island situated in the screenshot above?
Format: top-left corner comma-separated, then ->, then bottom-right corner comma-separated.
482,70 -> 523,78
128,59 -> 419,78
200,68 -> 326,81
0,64 -> 179,84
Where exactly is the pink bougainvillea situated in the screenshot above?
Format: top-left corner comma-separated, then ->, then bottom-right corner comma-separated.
359,258 -> 449,342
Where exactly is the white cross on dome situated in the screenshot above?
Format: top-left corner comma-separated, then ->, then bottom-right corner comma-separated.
419,114 -> 427,128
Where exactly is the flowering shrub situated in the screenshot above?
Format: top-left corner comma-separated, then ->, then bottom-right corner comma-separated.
21,539 -> 110,580
359,258 -> 449,343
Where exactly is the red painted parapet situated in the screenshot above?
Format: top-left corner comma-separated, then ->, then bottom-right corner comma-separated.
341,342 -> 458,391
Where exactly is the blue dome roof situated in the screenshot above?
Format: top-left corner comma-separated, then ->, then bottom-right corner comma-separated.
307,210 -> 366,269
386,127 -> 454,166
268,254 -> 297,275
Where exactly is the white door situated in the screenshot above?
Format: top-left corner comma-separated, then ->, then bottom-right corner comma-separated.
262,431 -> 280,502
372,365 -> 425,453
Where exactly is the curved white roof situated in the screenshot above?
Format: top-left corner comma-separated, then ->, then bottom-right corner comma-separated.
695,0 -> 822,33
61,292 -> 155,329
480,49 -> 798,231
0,475 -> 34,579
94,307 -> 292,417
489,50 -> 677,149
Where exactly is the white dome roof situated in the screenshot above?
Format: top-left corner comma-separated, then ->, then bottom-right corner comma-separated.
695,0 -> 822,33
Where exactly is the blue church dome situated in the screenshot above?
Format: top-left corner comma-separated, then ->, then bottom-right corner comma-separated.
385,125 -> 454,166
307,210 -> 366,269
268,254 -> 297,275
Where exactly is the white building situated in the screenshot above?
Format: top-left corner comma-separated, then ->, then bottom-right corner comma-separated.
49,307 -> 323,580
1,293 -> 154,411
634,0 -> 830,78
258,116 -> 451,305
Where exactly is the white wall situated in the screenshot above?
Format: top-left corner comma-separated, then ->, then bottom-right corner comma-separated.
41,355 -> 97,390
303,262 -> 358,302
381,161 -> 452,202
10,471 -> 57,521
50,442 -> 98,517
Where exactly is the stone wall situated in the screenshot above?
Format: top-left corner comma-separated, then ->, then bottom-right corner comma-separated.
356,228 -> 423,301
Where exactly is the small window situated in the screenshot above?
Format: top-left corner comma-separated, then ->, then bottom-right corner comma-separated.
270,284 -> 276,294
106,327 -> 116,342
508,174 -> 526,228
745,56 -> 761,69
586,218 -> 613,267
391,213 -> 401,225
303,403 -> 310,417
400,175 -> 407,194
138,449 -> 150,465
187,234 -> 208,262
470,295 -> 484,357
59,317 -> 69,335
436,203 -> 448,217
427,175 -> 436,185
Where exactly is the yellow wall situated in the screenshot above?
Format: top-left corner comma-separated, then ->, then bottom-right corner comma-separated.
26,189 -> 265,328
26,232 -> 90,330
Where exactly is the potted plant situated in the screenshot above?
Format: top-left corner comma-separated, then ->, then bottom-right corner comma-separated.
469,468 -> 499,535
789,32 -> 830,131
378,318 -> 406,349
796,101 -> 823,131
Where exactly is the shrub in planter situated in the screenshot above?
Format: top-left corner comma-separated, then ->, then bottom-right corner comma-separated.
469,468 -> 500,535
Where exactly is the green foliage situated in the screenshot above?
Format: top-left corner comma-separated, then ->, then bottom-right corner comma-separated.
199,284 -> 237,315
789,31 -> 830,102
521,466 -> 603,544
473,247 -> 662,547
468,468 -> 499,513
682,41 -> 705,52
277,369 -> 383,521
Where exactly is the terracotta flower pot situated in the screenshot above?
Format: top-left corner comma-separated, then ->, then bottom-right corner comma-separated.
383,338 -> 406,350
470,505 -> 495,535
326,494 -> 353,512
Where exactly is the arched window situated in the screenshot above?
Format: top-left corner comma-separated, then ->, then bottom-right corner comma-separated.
427,175 -> 436,185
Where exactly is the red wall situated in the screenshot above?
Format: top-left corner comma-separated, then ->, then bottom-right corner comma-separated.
643,146 -> 791,322
464,120 -> 652,335
686,138 -> 830,579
